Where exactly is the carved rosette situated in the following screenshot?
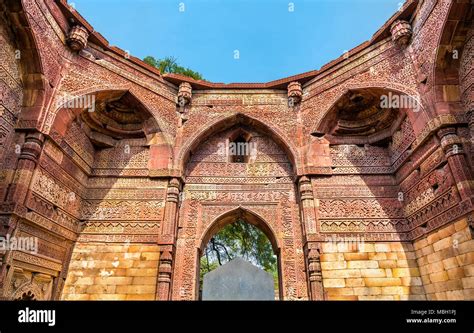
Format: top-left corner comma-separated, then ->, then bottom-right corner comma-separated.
67,25 -> 89,52
288,81 -> 302,106
177,82 -> 192,107
390,20 -> 412,47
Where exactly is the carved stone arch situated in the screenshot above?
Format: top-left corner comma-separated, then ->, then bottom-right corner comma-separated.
2,0 -> 46,130
49,88 -> 163,144
199,206 -> 281,255
432,0 -> 473,115
314,83 -> 428,142
176,112 -> 301,175
43,86 -> 164,139
12,281 -> 44,301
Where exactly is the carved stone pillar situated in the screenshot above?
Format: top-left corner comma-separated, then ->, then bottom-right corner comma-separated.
307,243 -> 324,300
298,176 -> 324,300
156,178 -> 181,300
1,131 -> 43,298
6,131 -> 44,205
437,127 -> 473,202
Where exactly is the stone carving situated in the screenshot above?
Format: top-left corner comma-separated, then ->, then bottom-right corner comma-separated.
67,25 -> 89,52
390,20 -> 412,47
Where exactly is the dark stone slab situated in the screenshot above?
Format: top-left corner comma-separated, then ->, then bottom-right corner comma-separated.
202,257 -> 275,300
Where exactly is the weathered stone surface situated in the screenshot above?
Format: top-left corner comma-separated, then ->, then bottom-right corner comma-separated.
202,258 -> 274,301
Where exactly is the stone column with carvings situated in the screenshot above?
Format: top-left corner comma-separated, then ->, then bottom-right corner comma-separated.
156,178 -> 181,300
298,176 -> 324,300
438,127 -> 474,202
0,131 -> 44,298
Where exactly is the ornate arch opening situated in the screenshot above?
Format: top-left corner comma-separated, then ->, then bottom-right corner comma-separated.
177,113 -> 299,175
197,207 -> 282,300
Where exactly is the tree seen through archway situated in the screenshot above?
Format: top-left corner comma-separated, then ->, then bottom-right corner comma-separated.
200,219 -> 278,298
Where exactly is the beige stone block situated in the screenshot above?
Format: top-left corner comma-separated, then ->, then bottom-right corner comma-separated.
451,228 -> 471,244
437,223 -> 455,239
63,294 -> 91,300
374,243 -> 391,253
419,264 -> 431,276
381,286 -> 410,295
409,286 -> 426,295
455,240 -> 474,255
445,279 -> 463,291
426,251 -> 443,264
445,290 -> 465,300
397,251 -> 416,260
401,276 -> 423,286
429,271 -> 449,283
390,243 -> 413,252
74,277 -> 94,285
95,276 -> 133,285
323,278 -> 345,288
345,278 -> 365,287
133,260 -> 158,268
360,269 -> 386,278
435,291 -> 447,300
347,260 -> 378,269
463,264 -> 474,277
343,252 -> 369,261
428,260 -> 445,273
353,287 -> 381,296
392,268 -> 420,277
417,256 -> 429,267
140,252 -> 160,260
421,245 -> 435,257
116,285 -> 156,294
359,243 -> 375,253
86,285 -> 116,294
462,277 -> 474,289
379,260 -> 397,269
386,253 -> 398,260
132,277 -> 157,285
427,231 -> 441,244
125,268 -> 158,277
368,252 -> 387,260
321,261 -> 347,270
325,288 -> 354,296
442,257 -> 459,270
327,295 -> 358,301
359,295 -> 394,300
463,289 -> 474,300
323,269 -> 361,279
414,238 -> 428,250
321,243 -> 338,253
364,278 -> 402,287
320,253 -> 344,262
447,267 -> 465,280
456,252 -> 474,266
421,274 -> 431,286
89,294 -> 127,300
454,218 -> 468,232
433,237 -> 452,252
424,283 -> 435,294
126,294 -> 156,300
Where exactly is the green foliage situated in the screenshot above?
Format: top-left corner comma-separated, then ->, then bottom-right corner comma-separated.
143,56 -> 204,80
200,219 -> 278,292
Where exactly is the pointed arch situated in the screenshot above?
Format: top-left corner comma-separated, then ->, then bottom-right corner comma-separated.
177,113 -> 300,175
199,206 -> 280,258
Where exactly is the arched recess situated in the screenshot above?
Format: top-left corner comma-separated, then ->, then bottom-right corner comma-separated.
314,84 -> 429,141
197,207 -> 282,300
176,113 -> 300,175
50,89 -> 162,145
1,0 -> 46,129
432,0 -> 473,116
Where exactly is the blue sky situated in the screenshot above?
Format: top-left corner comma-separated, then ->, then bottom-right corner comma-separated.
73,0 -> 403,83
